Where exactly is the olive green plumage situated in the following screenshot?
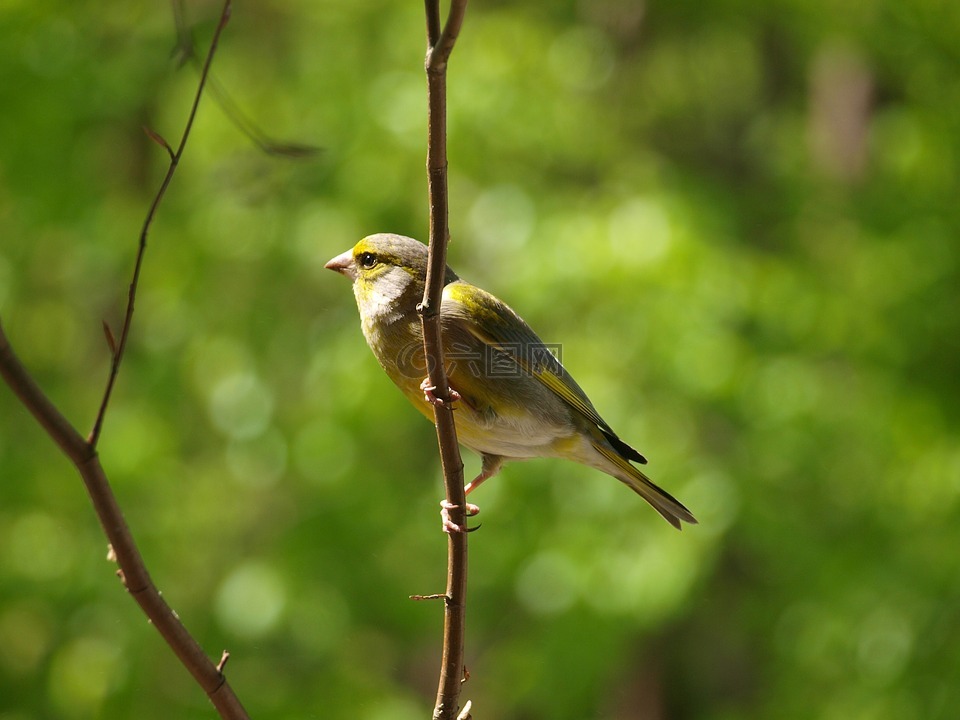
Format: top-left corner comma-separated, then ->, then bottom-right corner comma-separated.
325,233 -> 696,529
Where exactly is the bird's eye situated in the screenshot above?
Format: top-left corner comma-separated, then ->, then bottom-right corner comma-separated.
358,251 -> 377,268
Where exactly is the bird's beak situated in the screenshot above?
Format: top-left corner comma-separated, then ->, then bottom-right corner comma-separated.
324,249 -> 357,281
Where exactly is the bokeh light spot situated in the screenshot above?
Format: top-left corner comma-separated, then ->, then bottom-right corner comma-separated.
608,198 -> 672,268
208,372 -> 275,440
47,636 -> 122,718
516,551 -> 580,615
4,512 -> 76,581
468,184 -> 535,251
216,562 -> 286,639
227,428 -> 288,488
548,26 -> 615,92
0,603 -> 52,676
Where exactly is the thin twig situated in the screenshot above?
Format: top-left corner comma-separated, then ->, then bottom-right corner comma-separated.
432,2 -> 468,72
420,2 -> 471,720
204,73 -> 321,157
89,0 -> 232,447
424,0 -> 442,48
171,0 -> 319,158
0,3 -> 250,717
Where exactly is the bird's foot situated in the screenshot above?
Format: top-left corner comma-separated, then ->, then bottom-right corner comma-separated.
421,377 -> 461,407
440,499 -> 480,534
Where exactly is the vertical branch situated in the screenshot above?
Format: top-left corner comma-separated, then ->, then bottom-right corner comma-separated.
420,3 -> 470,720
89,0 -> 232,447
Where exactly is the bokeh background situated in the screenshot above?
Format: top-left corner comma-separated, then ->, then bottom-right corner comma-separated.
1,1 -> 958,718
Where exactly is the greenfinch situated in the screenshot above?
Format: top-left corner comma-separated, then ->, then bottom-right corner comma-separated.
325,233 -> 696,529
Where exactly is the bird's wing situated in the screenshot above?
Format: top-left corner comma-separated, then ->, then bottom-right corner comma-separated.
441,281 -> 646,462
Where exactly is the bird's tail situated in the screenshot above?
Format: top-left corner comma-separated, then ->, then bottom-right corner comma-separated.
593,442 -> 697,530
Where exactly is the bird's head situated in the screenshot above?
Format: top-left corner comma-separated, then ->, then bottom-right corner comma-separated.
325,233 -> 458,323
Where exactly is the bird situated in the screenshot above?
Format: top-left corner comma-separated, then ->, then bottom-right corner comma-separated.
325,233 -> 696,530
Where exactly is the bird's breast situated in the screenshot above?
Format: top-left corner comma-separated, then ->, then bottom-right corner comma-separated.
362,315 -> 426,386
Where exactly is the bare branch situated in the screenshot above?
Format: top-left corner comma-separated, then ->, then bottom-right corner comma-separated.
0,321 -> 89,463
89,0 -> 232,447
0,3 -> 251,717
419,2 -> 471,719
424,1 -> 442,48
143,125 -> 176,159
429,2 -> 468,72
217,651 -> 231,674
102,320 -> 118,357
172,0 -> 320,159
204,72 -> 322,158
0,322 -> 250,719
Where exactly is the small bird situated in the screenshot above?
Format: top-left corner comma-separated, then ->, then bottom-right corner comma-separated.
325,233 -> 696,530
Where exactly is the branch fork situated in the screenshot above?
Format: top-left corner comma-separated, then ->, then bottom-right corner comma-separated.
0,3 -> 248,718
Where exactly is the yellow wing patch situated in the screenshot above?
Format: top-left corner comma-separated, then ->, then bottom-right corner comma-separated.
443,281 -> 616,433
526,362 -> 607,430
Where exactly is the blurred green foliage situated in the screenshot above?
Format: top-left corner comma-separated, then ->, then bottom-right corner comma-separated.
1,1 -> 958,718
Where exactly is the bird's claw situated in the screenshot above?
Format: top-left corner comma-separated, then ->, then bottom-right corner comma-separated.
440,499 -> 480,534
421,378 -> 461,407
